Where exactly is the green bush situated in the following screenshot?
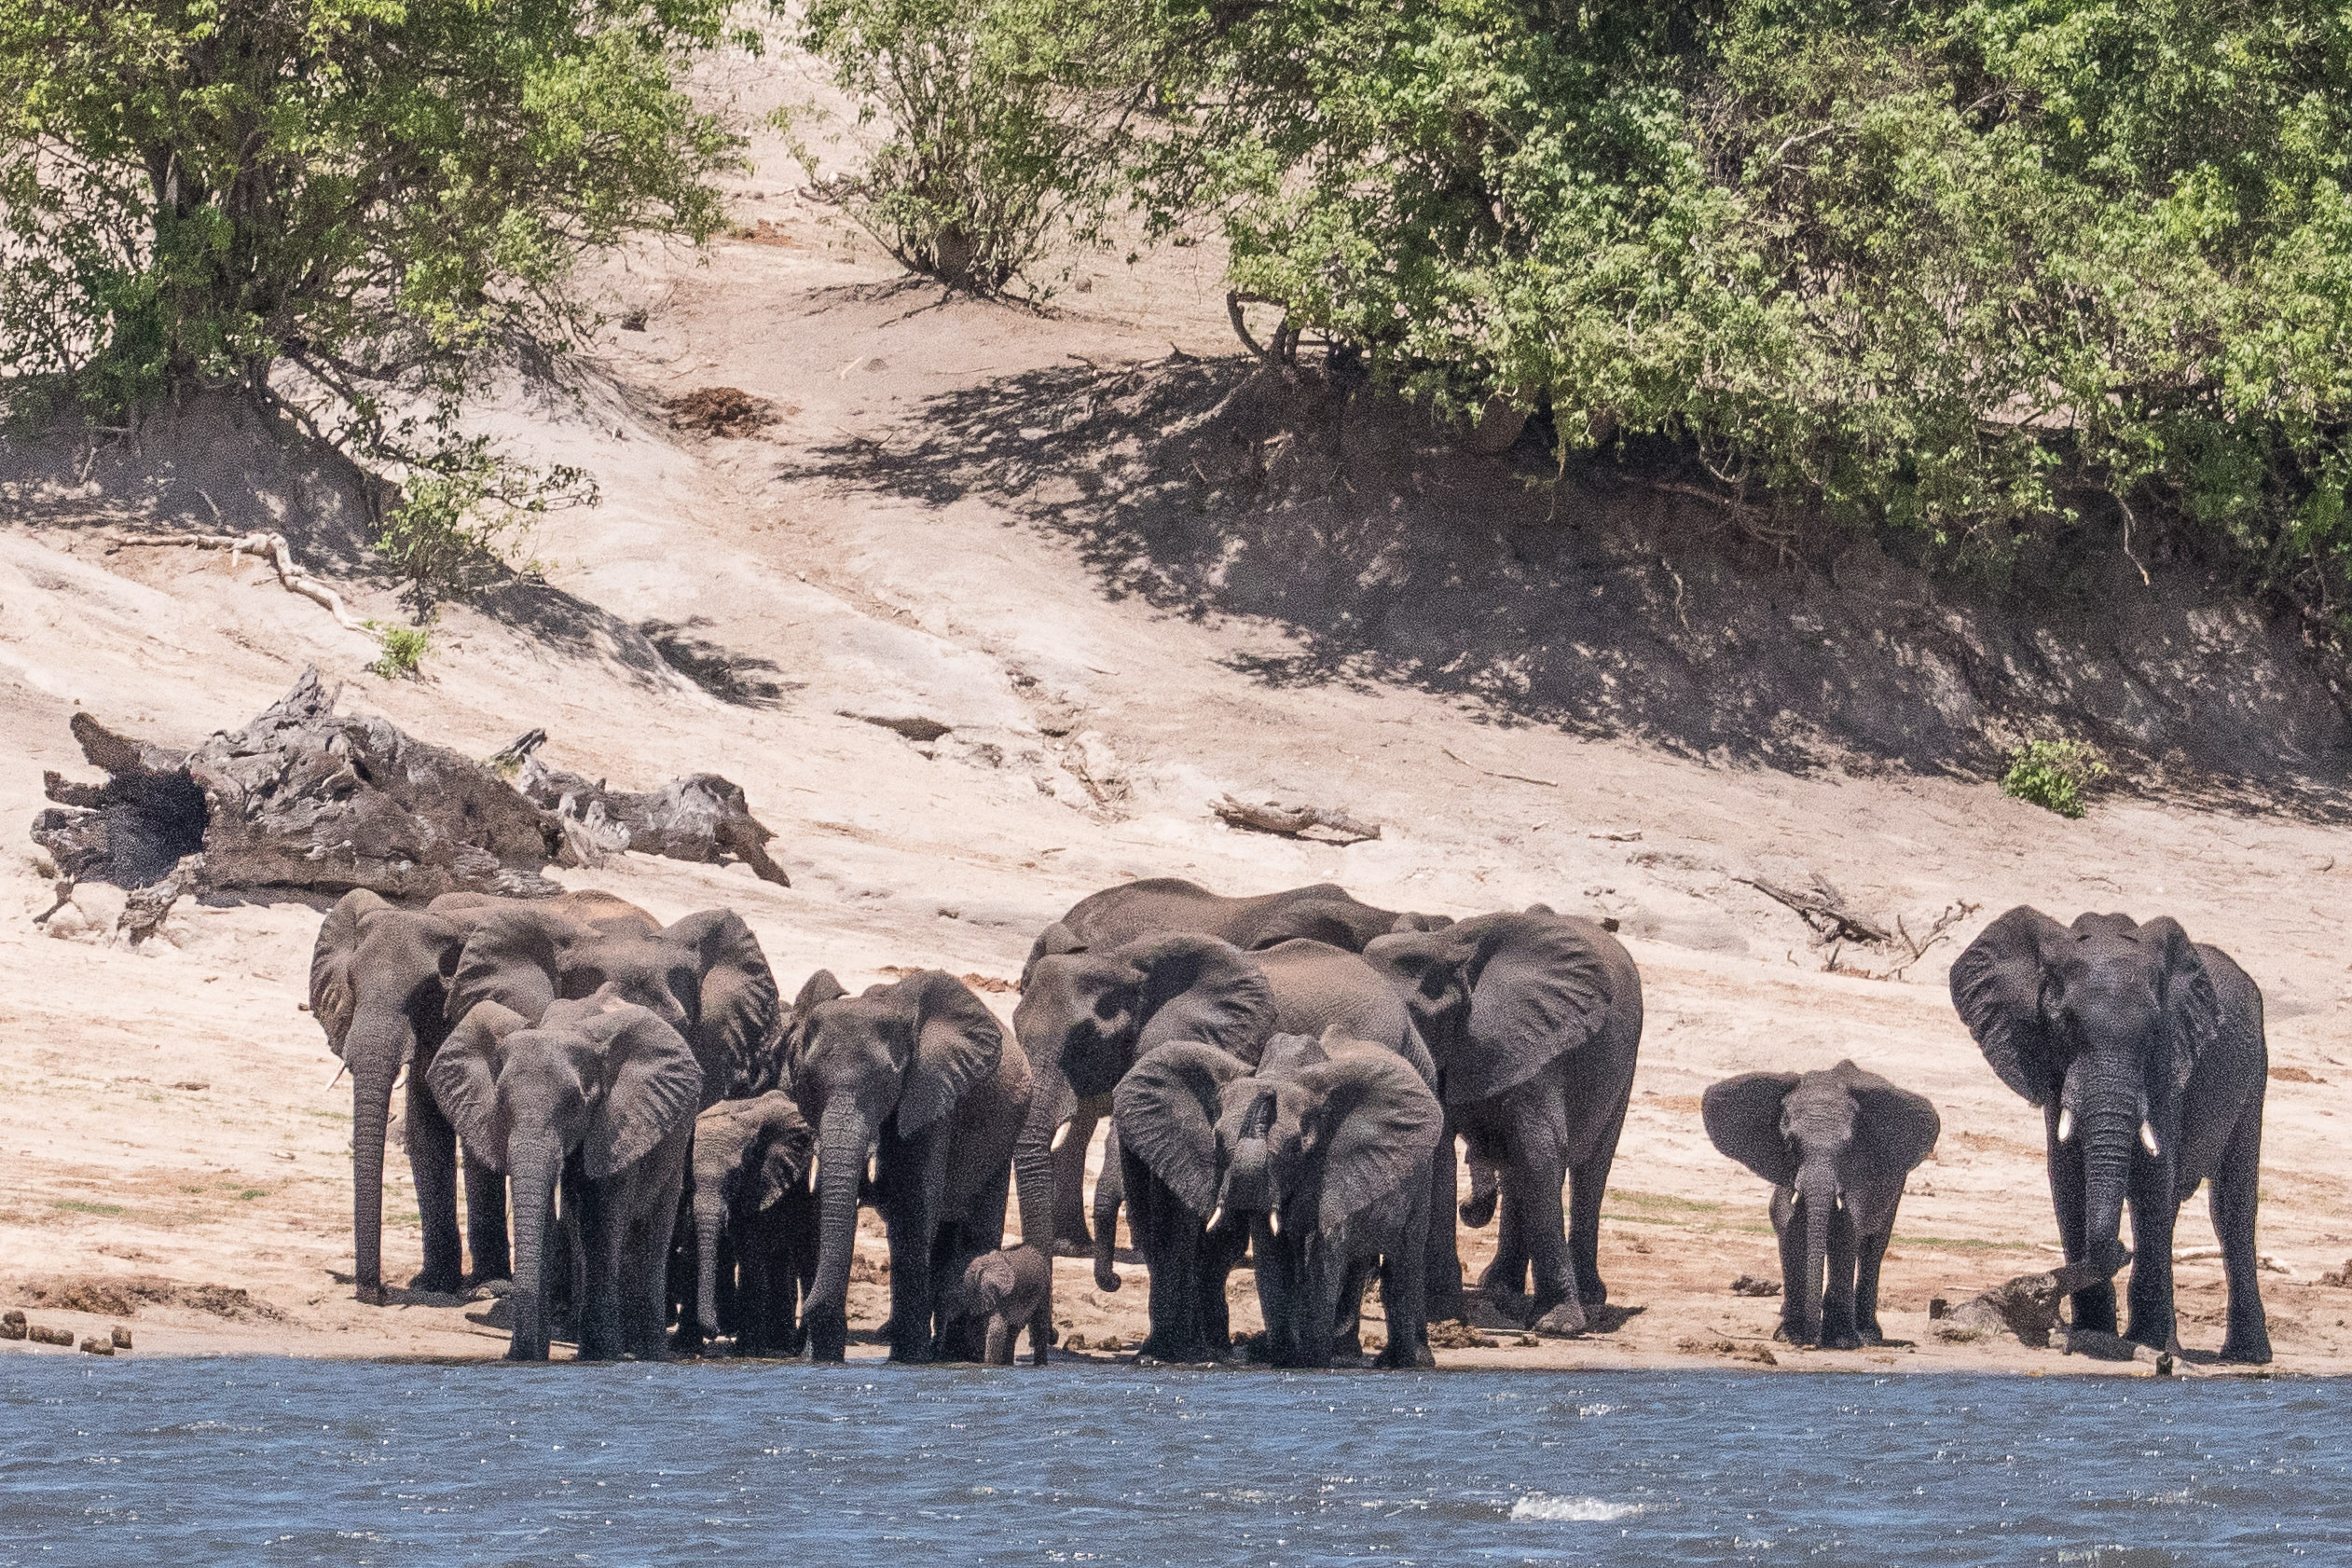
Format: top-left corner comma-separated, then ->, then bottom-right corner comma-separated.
2001,740 -> 2111,819
372,430 -> 591,609
365,621 -> 433,681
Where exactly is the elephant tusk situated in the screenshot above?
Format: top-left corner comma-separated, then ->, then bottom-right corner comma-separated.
2140,1120 -> 2161,1158
1050,1121 -> 1073,1153
1268,1211 -> 1280,1237
866,1153 -> 879,1187
2056,1107 -> 2074,1144
1206,1205 -> 1223,1232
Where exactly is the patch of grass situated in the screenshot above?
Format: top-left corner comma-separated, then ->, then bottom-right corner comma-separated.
1605,1190 -> 1726,1214
52,1198 -> 123,1217
232,1189 -> 266,1202
2000,739 -> 2111,818
365,620 -> 433,681
1891,1233 -> 2039,1252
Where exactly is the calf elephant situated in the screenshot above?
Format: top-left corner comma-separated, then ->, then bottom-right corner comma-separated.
1364,911 -> 1644,1333
943,1244 -> 1054,1366
1020,878 -> 1445,1251
679,1092 -> 816,1358
427,987 -> 704,1360
1703,1062 -> 1940,1347
788,969 -> 1032,1362
309,887 -> 658,1303
1950,907 -> 2270,1362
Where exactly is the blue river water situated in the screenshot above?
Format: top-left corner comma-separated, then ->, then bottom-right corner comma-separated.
2,1357 -> 2345,1566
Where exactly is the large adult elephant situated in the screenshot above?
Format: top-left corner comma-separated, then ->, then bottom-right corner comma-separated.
427,988 -> 704,1360
1363,911 -> 1644,1333
1020,876 -> 1448,1252
1118,1033 -> 1444,1368
308,887 -> 659,1304
1950,907 -> 2270,1363
787,969 -> 1032,1362
1702,1062 -> 1940,1348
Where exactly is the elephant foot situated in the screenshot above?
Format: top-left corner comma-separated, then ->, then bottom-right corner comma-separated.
1051,1235 -> 1093,1259
462,1272 -> 513,1294
408,1267 -> 463,1296
1857,1325 -> 1886,1347
2218,1334 -> 2273,1366
1578,1282 -> 1609,1307
1530,1300 -> 1587,1337
1823,1330 -> 1862,1352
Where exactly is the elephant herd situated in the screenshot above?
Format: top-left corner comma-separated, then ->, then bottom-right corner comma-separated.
308,876 -> 2276,1368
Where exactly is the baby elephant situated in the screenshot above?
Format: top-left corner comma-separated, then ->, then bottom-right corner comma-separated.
1703,1060 -> 1939,1349
947,1244 -> 1053,1366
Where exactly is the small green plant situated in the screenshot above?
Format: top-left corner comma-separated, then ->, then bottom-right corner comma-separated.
366,621 -> 433,681
2001,740 -> 2111,818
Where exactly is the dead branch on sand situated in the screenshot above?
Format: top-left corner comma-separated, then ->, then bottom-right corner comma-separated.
112,530 -> 365,632
1438,747 -> 1559,789
1212,794 -> 1381,845
1738,872 -> 1891,945
497,729 -> 791,887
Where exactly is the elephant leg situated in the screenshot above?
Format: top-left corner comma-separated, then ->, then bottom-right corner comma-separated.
2122,1162 -> 2181,1356
1251,1220 -> 1299,1366
881,1201 -> 939,1365
1478,1187 -> 1530,1300
573,1177 -> 622,1361
1424,1125 -> 1467,1323
1853,1225 -> 1892,1345
1564,1123 -> 1623,1308
1026,1300 -> 1053,1367
462,1159 -> 510,1287
1092,1123 -> 1125,1291
1334,1255 -> 1375,1362
1199,1219 -> 1249,1358
1388,1174 -> 1434,1368
2045,1114 -> 2115,1335
405,1079 -> 464,1295
1769,1186 -> 1804,1341
1506,1148 -> 1581,1335
982,1313 -> 1011,1365
1051,1107 -> 1095,1255
1821,1201 -> 1861,1349
2209,1102 -> 2272,1364
625,1197 -> 678,1361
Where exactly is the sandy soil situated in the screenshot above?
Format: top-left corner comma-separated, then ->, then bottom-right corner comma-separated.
4,56 -> 2350,1379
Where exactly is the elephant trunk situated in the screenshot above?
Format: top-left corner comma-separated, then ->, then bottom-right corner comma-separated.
693,1188 -> 727,1344
344,1009 -> 408,1306
804,1102 -> 873,1362
1092,1121 -> 1123,1292
1795,1162 -> 1836,1346
505,1133 -> 563,1361
2078,1105 -> 2139,1282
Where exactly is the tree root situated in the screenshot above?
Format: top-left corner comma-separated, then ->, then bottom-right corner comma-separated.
113,530 -> 366,632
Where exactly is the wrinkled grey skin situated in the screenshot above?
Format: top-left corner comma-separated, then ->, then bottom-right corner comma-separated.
1116,1033 -> 1443,1368
1703,1061 -> 1940,1347
788,970 -> 1032,1363
678,1092 -> 815,1358
309,887 -> 658,1304
1021,877 -> 1448,1255
1365,911 -> 1644,1334
943,1244 -> 1054,1366
1951,908 -> 2270,1363
427,988 -> 703,1361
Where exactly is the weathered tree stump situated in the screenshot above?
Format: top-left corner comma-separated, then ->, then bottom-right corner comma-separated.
505,734 -> 790,887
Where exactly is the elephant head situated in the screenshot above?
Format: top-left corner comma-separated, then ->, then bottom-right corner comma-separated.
427,987 -> 703,1359
1950,906 -> 2221,1282
688,1092 -> 814,1344
1009,934 -> 1278,1264
310,889 -> 472,1302
1362,912 -> 1616,1107
1701,1061 -> 1940,1344
447,904 -> 781,1105
787,968 -> 1004,1361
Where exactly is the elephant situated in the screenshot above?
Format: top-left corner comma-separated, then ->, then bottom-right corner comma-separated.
1363,910 -> 1644,1333
678,1092 -> 816,1358
942,1243 -> 1054,1366
1950,907 -> 2271,1363
446,902 -> 783,1109
308,887 -> 659,1304
1702,1061 -> 1940,1347
427,987 -> 704,1360
1020,877 -> 1448,1252
787,968 -> 1033,1363
1116,1031 -> 1444,1368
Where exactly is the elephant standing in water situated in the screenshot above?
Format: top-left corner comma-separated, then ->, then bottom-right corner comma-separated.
788,970 -> 1032,1362
428,988 -> 704,1360
1364,911 -> 1644,1332
679,1092 -> 816,1358
1703,1062 -> 1940,1347
1951,908 -> 2271,1362
308,887 -> 658,1303
1019,877 -> 1446,1253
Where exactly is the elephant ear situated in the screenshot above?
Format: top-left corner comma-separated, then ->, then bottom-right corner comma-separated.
1452,915 -> 1616,1107
664,909 -> 782,1101
1020,920 -> 1085,989
753,1093 -> 816,1209
1296,1048 -> 1443,1231
1112,1040 -> 1251,1215
447,907 -> 589,1025
426,1001 -> 532,1170
2145,917 -> 2221,1098
1842,1066 -> 1942,1176
1701,1072 -> 1804,1187
578,1003 -> 704,1179
896,971 -> 1005,1135
1249,898 -> 1385,952
1123,934 -> 1278,1066
1391,912 -> 1453,933
309,889 -> 389,1054
1948,905 -> 2071,1106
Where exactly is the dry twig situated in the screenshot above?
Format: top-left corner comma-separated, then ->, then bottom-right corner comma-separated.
114,530 -> 365,632
1439,747 -> 1560,789
1211,794 -> 1381,845
1737,872 -> 1891,945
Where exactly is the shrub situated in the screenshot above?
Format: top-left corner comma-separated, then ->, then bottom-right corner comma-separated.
372,430 -> 591,608
366,622 -> 433,681
2001,741 -> 2111,819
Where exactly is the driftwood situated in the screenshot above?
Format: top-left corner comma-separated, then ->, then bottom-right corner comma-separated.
500,731 -> 791,887
1212,794 -> 1382,845
112,531 -> 365,632
1738,872 -> 1891,945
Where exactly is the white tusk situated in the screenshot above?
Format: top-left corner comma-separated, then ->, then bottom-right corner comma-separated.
2140,1121 -> 2161,1159
1206,1205 -> 1223,1231
1268,1211 -> 1281,1237
2056,1107 -> 2074,1144
866,1154 -> 878,1186
1050,1121 -> 1072,1153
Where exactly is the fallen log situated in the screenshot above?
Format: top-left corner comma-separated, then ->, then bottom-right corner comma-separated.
1738,871 -> 1891,945
1211,793 -> 1382,845
500,731 -> 791,887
